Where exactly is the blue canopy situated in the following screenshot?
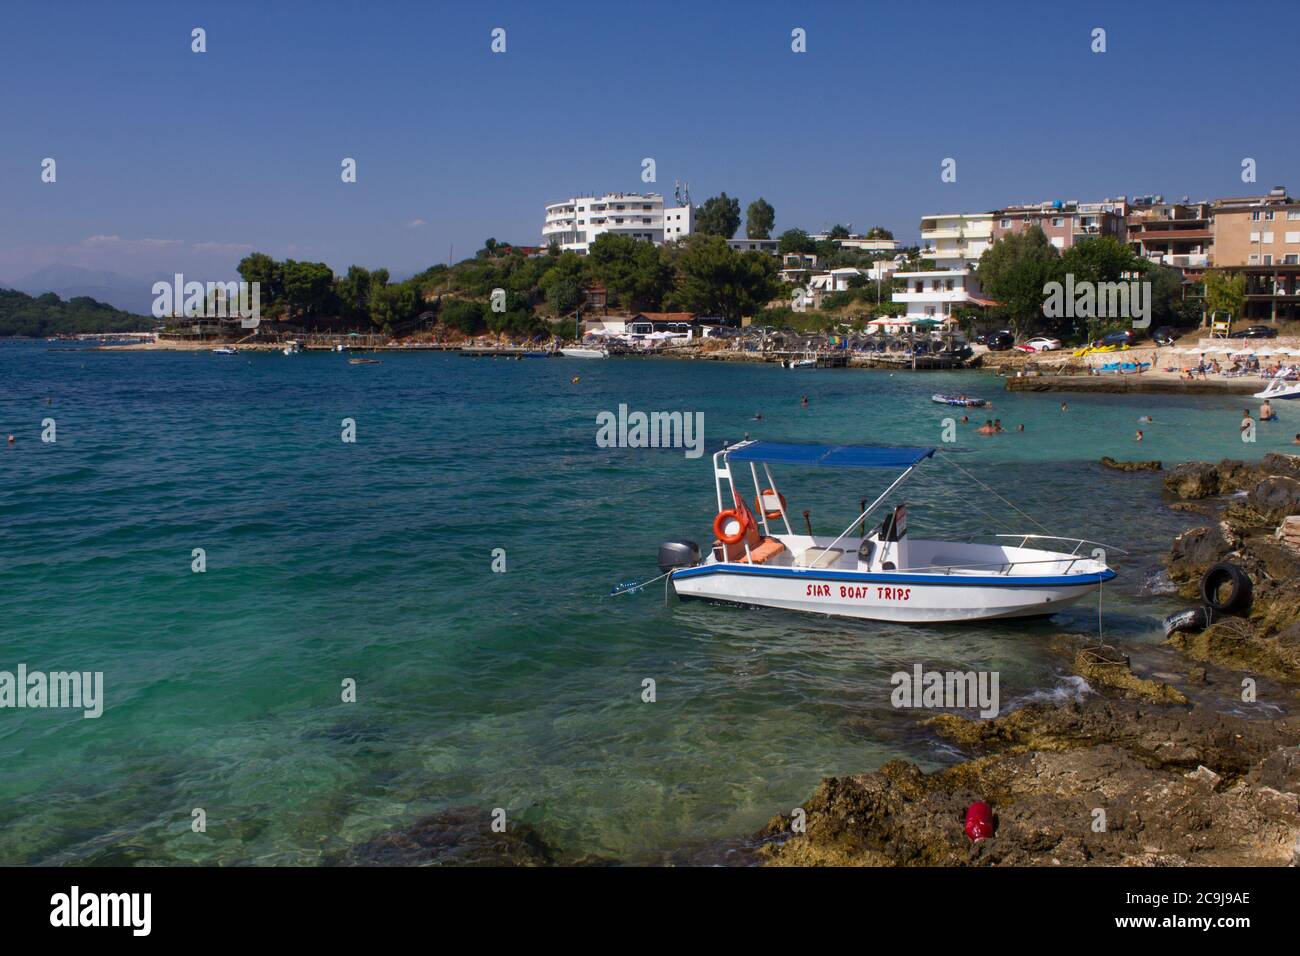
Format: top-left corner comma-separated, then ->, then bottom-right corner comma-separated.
726,442 -> 934,470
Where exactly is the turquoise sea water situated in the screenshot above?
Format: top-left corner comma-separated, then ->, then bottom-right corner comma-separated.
1,341 -> 1295,864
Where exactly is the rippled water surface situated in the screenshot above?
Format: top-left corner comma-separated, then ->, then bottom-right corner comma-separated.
1,341 -> 1292,864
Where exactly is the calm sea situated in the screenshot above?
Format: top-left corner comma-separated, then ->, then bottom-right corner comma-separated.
0,341 -> 1292,864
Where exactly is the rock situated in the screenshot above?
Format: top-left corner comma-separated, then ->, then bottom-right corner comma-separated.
1248,475 -> 1300,524
1165,461 -> 1224,499
1185,765 -> 1223,790
1167,524 -> 1235,587
1188,666 -> 1208,684
1101,456 -> 1162,472
1073,648 -> 1189,704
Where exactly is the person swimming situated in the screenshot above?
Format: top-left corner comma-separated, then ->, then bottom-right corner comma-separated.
976,419 -> 996,435
1136,429 -> 1144,442
1261,400 -> 1276,421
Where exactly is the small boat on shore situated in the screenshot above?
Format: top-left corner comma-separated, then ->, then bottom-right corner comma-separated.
931,394 -> 986,407
560,346 -> 609,359
787,354 -> 818,369
283,341 -> 301,355
1255,374 -> 1300,400
656,440 -> 1116,623
348,357 -> 381,365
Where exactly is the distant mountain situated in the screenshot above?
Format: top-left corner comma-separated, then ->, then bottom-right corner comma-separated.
10,265 -> 156,315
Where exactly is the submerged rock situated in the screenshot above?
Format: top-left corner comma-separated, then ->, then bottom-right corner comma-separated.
331,807 -> 558,866
1100,456 -> 1162,472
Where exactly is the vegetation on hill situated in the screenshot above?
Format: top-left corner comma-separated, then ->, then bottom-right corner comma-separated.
0,288 -> 152,337
233,231 -> 784,338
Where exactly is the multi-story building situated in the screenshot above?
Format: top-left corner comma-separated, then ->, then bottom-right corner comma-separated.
808,232 -> 901,254
991,199 -> 1127,251
727,237 -> 780,255
1212,186 -> 1300,322
919,213 -> 995,269
1211,186 -> 1300,268
891,269 -> 994,324
1126,195 -> 1212,273
541,192 -> 693,254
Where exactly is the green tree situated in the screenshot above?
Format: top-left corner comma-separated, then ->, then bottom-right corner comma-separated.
777,228 -> 816,255
976,227 -> 1063,337
866,226 -> 894,240
281,260 -> 338,318
1059,236 -> 1143,285
695,193 -> 742,238
545,278 -> 584,316
335,265 -> 375,321
745,198 -> 775,239
236,252 -> 284,309
441,299 -> 485,335
828,224 -> 850,240
586,233 -> 673,311
1203,269 -> 1245,322
671,235 -> 781,322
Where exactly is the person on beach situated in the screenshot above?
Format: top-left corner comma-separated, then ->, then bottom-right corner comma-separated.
976,420 -> 996,435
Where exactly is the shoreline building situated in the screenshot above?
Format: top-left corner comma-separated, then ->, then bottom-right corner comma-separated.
919,213 -> 995,269
890,268 -> 995,328
542,192 -> 693,254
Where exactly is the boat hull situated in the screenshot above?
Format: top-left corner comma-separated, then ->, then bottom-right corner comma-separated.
560,348 -> 608,359
669,564 -> 1112,623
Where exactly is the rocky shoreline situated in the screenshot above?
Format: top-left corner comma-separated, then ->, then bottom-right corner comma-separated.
334,454 -> 1300,866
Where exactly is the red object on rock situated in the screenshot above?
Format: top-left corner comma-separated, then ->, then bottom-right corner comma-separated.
964,801 -> 994,841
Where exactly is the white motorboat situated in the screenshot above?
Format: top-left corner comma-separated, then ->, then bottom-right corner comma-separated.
1254,374 -> 1300,400
212,346 -> 237,355
788,354 -> 818,369
560,346 -> 609,359
657,440 -> 1117,623
283,341 -> 301,355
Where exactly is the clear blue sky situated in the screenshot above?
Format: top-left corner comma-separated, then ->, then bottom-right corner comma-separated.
1,0 -> 1294,283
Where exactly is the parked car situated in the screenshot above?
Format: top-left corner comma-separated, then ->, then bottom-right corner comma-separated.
1022,336 -> 1062,352
1151,326 -> 1177,346
1238,325 -> 1279,339
984,330 -> 1015,351
1091,329 -> 1136,348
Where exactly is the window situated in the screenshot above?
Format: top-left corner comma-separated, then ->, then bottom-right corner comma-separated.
1252,211 -> 1261,220
1250,231 -> 1261,242
1000,219 -> 1010,228
1264,255 -> 1274,265
1288,210 -> 1300,220
1285,255 -> 1299,265
1248,254 -> 1260,264
1286,232 -> 1300,243
1263,232 -> 1275,243
1051,217 -> 1064,227
1264,211 -> 1275,220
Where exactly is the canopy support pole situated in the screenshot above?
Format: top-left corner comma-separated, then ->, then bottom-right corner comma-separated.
820,464 -> 918,557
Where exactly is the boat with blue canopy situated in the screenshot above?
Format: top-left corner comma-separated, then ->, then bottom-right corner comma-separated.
656,439 -> 1118,623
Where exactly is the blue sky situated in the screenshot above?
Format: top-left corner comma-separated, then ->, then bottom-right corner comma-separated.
1,0 -> 1295,284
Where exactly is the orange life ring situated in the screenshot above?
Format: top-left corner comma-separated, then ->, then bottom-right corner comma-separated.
714,509 -> 749,545
753,488 -> 787,520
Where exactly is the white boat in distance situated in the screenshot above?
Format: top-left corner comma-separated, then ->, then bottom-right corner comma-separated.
212,346 -> 237,355
1254,374 -> 1300,400
657,440 -> 1117,623
560,346 -> 609,359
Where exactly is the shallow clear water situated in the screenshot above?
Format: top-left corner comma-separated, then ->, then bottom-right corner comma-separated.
0,342 -> 1293,864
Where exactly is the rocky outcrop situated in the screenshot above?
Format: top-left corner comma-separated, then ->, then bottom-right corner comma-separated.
757,700 -> 1300,867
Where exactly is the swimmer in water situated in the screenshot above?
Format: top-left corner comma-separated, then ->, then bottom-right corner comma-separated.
1136,429 -> 1144,442
800,395 -> 809,407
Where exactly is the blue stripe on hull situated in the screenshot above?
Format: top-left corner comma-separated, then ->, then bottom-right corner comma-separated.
670,564 -> 1116,589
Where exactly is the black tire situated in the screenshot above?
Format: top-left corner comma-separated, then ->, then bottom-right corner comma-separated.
1200,562 -> 1253,615
1163,605 -> 1215,636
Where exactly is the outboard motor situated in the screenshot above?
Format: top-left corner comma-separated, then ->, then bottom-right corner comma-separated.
658,540 -> 700,576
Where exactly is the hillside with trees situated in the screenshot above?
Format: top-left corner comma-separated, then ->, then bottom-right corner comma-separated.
0,288 -> 152,337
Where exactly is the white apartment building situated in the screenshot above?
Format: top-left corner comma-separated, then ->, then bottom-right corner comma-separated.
918,213 -> 995,270
542,192 -> 692,254
891,269 -> 992,324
